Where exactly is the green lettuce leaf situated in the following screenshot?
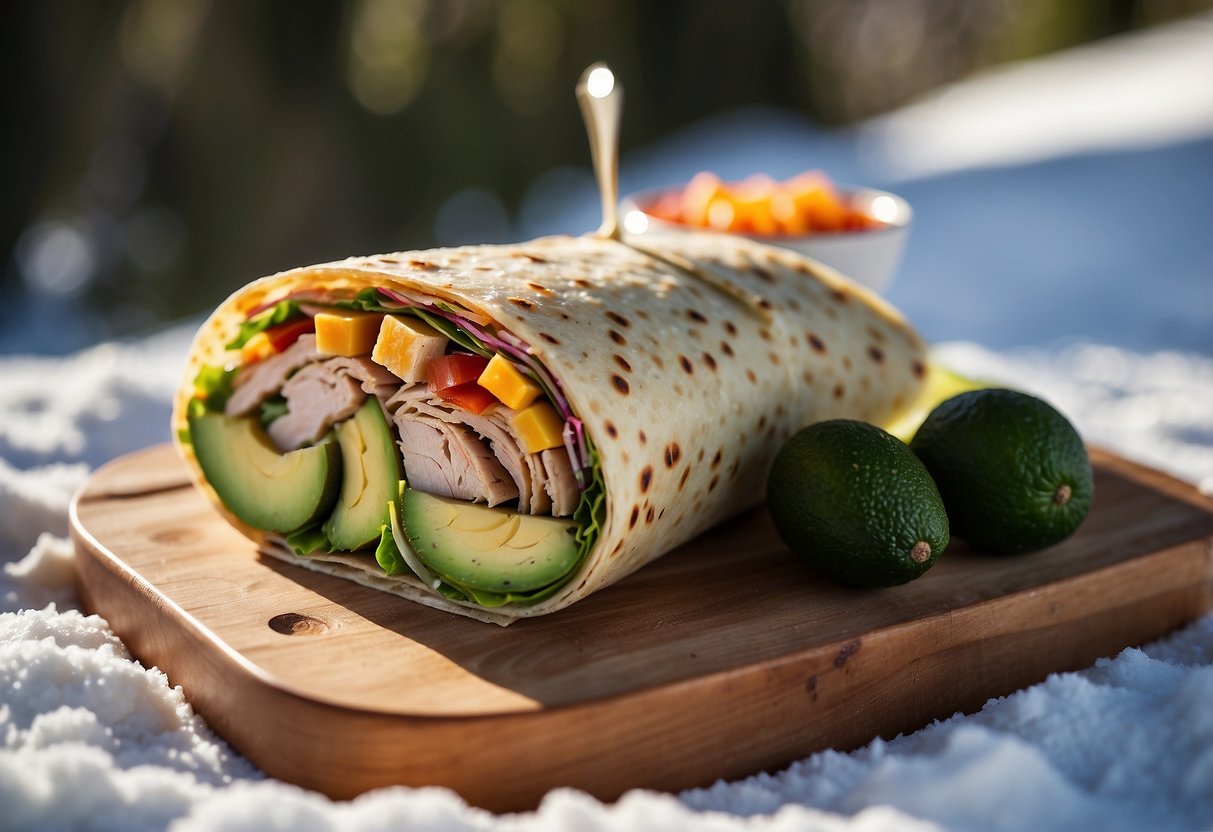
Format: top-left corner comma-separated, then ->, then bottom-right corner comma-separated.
411,309 -> 492,357
374,522 -> 412,576
285,525 -> 331,556
258,396 -> 289,429
191,364 -> 237,413
226,300 -> 302,350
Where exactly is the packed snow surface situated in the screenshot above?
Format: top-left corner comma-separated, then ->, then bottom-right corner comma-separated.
1,324 -> 1211,832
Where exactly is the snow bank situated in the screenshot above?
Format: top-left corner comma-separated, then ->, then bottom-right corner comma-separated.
2,328 -> 1212,831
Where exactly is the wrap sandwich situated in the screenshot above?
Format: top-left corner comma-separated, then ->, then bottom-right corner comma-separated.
173,231 -> 928,624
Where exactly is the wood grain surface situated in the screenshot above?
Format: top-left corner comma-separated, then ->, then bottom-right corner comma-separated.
71,444 -> 1213,811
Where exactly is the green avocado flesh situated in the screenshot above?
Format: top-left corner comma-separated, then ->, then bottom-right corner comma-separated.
401,489 -> 580,593
323,398 -> 404,551
188,412 -> 341,534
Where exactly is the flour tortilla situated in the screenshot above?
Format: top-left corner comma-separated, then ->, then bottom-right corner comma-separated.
172,232 -> 928,624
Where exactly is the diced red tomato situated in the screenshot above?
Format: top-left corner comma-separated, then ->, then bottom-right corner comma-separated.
265,317 -> 315,352
427,354 -> 490,392
435,380 -> 498,414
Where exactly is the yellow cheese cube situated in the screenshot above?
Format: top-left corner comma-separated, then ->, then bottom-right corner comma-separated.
511,401 -> 565,454
240,331 -> 274,365
314,311 -> 383,356
371,314 -> 447,382
477,354 -> 542,410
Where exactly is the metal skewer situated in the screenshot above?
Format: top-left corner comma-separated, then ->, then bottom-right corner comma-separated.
576,62 -> 623,240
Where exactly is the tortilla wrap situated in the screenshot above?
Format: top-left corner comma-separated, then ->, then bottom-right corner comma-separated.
172,232 -> 927,624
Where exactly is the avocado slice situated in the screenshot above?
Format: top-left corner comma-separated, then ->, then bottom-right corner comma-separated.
188,412 -> 341,534
323,398 -> 404,551
401,489 -> 581,594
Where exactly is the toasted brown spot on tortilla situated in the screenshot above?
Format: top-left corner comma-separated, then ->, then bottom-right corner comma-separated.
711,449 -> 723,469
638,430 -> 647,444
629,506 -> 640,529
808,333 -> 826,353
787,298 -> 802,312
702,352 -> 717,370
803,370 -> 814,384
614,355 -> 632,372
746,369 -> 758,384
379,255 -> 400,263
652,354 -> 665,369
868,346 -> 885,363
867,325 -> 886,343
679,355 -> 694,374
752,265 -> 776,283
475,266 -> 494,272
912,360 -> 927,379
709,474 -> 720,491
611,374 -> 630,394
573,278 -> 592,288
758,415 -> 767,430
843,356 -> 853,371
520,253 -> 549,263
664,443 -> 682,468
409,259 -> 436,269
687,309 -> 708,324
768,352 -> 781,365
833,383 -> 845,400
538,333 -> 559,345
759,328 -> 772,341
605,421 -> 618,438
509,297 -> 535,310
697,448 -> 705,462
608,329 -> 626,346
646,506 -> 656,523
636,308 -> 651,321
639,466 -> 653,493
679,467 -> 691,489
831,287 -> 849,303
559,312 -> 571,320
606,311 -> 630,328
757,298 -> 774,311
527,282 -> 554,295
724,321 -> 738,335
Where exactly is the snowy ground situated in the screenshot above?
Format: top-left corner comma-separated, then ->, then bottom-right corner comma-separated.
2,327 -> 1212,832
4,15 -> 1213,832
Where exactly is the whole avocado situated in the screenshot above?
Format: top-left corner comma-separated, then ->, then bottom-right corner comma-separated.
766,419 -> 950,588
910,388 -> 1093,554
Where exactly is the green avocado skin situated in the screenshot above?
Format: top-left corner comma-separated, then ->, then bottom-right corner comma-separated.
188,413 -> 341,534
910,388 -> 1094,554
766,419 -> 950,588
324,398 -> 404,551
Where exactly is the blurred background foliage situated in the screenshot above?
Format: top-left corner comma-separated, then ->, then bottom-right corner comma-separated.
4,0 -> 1210,353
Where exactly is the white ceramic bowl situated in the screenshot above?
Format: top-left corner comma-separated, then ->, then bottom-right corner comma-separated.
620,185 -> 912,294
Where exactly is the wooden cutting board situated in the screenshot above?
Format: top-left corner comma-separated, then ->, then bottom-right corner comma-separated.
71,444 -> 1213,812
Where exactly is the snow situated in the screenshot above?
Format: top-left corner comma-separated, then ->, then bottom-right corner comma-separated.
2,327 -> 1212,832
3,14 -> 1212,830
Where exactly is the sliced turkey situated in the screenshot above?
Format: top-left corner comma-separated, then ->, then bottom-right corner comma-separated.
395,418 -> 518,506
226,334 -> 320,416
268,357 -> 400,451
389,385 -> 575,516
